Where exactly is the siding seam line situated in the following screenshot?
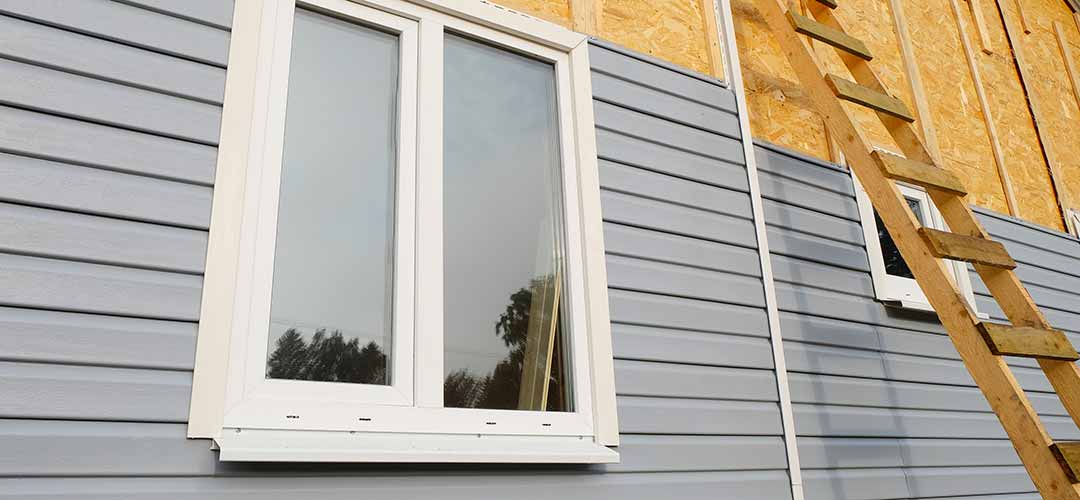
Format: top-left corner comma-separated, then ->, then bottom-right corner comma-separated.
714,2 -> 804,499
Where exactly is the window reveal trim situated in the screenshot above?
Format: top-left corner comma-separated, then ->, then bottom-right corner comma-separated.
188,0 -> 619,462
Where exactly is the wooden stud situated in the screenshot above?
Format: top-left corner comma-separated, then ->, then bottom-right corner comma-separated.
569,0 -> 598,34
919,228 -> 1017,269
826,74 -> 915,121
788,11 -> 874,61
1057,22 -> 1080,116
1014,0 -> 1032,34
886,0 -> 944,164
949,0 -> 1020,216
872,151 -> 967,196
966,0 -> 995,53
1053,442 -> 1080,483
702,0 -> 726,78
993,0 -> 1073,237
758,0 -> 1080,493
979,323 -> 1080,361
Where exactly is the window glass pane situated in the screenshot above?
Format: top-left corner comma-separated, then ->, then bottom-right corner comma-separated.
265,9 -> 399,386
442,34 -> 572,412
876,196 -> 924,279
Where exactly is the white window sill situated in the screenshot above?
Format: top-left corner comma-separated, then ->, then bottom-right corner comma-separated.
214,429 -> 619,463
883,299 -> 990,319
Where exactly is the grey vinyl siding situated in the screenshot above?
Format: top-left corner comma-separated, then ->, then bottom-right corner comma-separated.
0,2 -> 792,496
756,141 -> 1080,500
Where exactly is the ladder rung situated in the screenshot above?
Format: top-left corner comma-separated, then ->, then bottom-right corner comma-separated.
872,151 -> 967,196
978,323 -> 1080,361
919,228 -> 1017,269
787,12 -> 873,61
815,0 -> 839,9
826,74 -> 916,122
1051,443 -> 1080,483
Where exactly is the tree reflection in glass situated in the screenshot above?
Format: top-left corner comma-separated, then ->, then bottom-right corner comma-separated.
264,9 -> 398,385
442,34 -> 572,412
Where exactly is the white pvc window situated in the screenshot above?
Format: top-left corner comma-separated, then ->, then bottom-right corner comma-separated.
190,0 -> 617,463
853,172 -> 980,313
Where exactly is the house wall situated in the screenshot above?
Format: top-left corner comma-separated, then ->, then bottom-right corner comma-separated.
756,141 -> 1080,500
1,2 -> 1078,499
0,1 -> 792,498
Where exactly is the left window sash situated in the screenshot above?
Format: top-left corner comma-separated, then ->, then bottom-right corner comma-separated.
224,0 -> 419,416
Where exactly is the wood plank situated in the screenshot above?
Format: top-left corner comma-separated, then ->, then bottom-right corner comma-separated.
920,228 -> 1017,269
701,0 -> 726,78
872,151 -> 967,196
570,0 -> 599,33
788,11 -> 873,61
825,74 -> 915,122
948,0 -> 1020,215
1052,442 -> 1080,482
966,0 -> 995,54
1014,0 -> 1032,33
993,0 -> 1073,237
1057,22 -> 1080,134
979,323 -> 1080,361
886,0 -> 944,163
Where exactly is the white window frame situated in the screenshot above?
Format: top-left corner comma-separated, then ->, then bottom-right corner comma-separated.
852,171 -> 982,314
189,0 -> 618,463
1067,208 -> 1080,237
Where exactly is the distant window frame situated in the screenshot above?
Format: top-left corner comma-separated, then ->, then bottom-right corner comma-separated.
188,0 -> 618,463
851,169 -> 981,314
1068,208 -> 1080,237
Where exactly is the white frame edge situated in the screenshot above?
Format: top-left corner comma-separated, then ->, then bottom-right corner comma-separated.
189,0 -> 618,458
714,1 -> 804,499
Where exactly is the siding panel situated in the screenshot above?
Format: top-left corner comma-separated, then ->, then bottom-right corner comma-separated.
0,29 -> 792,499
0,15 -> 225,103
0,0 -> 230,66
760,141 -> 1080,499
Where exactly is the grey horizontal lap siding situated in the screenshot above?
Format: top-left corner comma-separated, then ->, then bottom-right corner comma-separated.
756,141 -> 1080,500
0,3 -> 790,496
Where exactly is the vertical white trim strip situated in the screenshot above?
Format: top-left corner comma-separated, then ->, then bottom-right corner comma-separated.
570,40 -> 619,446
188,0 -> 267,438
714,1 -> 803,498
414,18 -> 444,408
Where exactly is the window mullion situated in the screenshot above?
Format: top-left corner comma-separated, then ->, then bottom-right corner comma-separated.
414,18 -> 445,408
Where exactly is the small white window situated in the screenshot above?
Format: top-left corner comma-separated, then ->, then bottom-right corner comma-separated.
189,0 -> 617,463
852,169 -> 981,314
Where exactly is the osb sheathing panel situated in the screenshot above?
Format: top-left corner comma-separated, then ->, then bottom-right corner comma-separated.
975,0 -> 1066,230
733,0 -> 831,159
730,0 -> 1080,229
490,0 -> 572,27
1007,0 -> 1080,219
599,0 -> 714,75
911,0 -> 1009,215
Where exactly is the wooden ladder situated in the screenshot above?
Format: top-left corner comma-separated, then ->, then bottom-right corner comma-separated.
755,0 -> 1080,497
